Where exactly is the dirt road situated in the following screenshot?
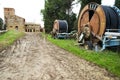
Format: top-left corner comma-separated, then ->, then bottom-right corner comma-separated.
0,33 -> 119,80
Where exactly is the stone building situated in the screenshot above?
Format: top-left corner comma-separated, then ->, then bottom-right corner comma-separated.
4,8 -> 41,32
4,8 -> 25,32
25,23 -> 41,32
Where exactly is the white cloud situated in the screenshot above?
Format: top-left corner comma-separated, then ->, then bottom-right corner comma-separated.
72,0 -> 81,17
102,0 -> 115,6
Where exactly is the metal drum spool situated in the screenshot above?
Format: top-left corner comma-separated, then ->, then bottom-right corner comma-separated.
78,2 -> 120,50
53,20 -> 68,33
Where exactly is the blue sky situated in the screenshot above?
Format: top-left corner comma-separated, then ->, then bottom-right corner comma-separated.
0,0 -> 115,27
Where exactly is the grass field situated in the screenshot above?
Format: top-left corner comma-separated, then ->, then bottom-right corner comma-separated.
0,30 -> 25,50
47,34 -> 120,78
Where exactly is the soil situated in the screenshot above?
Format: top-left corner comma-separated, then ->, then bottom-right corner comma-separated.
0,33 -> 119,80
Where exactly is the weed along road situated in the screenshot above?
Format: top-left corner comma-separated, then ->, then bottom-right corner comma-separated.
0,33 -> 119,80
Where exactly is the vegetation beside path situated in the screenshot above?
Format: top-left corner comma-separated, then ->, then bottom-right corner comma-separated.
0,30 -> 25,51
47,34 -> 120,78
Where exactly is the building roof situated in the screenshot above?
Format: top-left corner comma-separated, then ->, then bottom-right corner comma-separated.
25,22 -> 40,26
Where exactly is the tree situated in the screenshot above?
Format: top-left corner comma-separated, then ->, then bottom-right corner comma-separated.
73,18 -> 78,30
115,0 -> 120,9
68,12 -> 76,31
41,0 -> 76,33
0,18 -> 3,30
3,24 -> 6,30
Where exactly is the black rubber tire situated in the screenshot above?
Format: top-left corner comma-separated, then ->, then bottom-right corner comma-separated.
85,41 -> 93,50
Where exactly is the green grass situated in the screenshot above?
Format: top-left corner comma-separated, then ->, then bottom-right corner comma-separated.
47,34 -> 120,78
0,30 -> 25,50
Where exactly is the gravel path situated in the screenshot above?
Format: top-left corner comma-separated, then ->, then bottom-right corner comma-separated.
0,33 -> 119,80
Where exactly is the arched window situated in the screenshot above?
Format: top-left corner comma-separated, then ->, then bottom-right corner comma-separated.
15,26 -> 18,30
10,26 -> 13,28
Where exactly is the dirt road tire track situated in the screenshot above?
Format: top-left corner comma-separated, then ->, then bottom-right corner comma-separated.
0,33 -> 119,80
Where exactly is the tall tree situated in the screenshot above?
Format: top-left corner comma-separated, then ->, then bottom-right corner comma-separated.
0,18 -> 3,30
115,0 -> 120,9
41,0 -> 76,33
